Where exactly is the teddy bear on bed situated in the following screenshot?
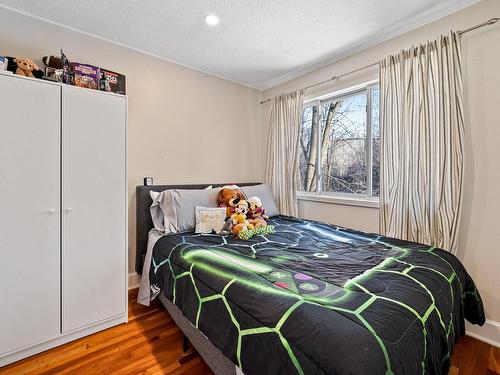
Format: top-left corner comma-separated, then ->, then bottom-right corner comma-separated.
216,185 -> 246,235
229,198 -> 276,239
216,185 -> 247,218
216,186 -> 275,239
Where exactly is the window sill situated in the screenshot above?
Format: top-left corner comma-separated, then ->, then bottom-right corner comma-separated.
297,193 -> 380,209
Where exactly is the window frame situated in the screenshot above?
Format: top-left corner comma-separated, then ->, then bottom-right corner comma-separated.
297,82 -> 380,204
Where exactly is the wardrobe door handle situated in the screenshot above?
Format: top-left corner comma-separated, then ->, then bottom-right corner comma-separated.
64,207 -> 72,213
48,209 -> 56,215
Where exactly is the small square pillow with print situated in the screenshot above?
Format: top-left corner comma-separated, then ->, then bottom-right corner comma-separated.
195,206 -> 226,234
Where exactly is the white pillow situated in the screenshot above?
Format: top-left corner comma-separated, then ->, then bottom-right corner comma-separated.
240,184 -> 280,216
195,206 -> 226,234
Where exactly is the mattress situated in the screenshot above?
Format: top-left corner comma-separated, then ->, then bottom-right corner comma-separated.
149,215 -> 485,375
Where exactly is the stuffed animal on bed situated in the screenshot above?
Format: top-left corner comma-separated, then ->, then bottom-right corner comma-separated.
248,196 -> 269,221
218,218 -> 233,236
249,218 -> 267,229
216,187 -> 274,239
216,185 -> 247,218
230,200 -> 254,236
238,225 -> 276,240
247,196 -> 269,229
219,202 -> 255,237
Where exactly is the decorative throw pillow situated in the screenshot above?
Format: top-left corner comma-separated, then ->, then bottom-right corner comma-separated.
195,206 -> 226,234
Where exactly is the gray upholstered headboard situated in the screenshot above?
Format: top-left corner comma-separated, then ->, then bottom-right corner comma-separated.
135,182 -> 261,274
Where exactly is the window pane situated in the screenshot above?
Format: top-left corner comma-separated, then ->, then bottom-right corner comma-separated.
321,93 -> 367,194
371,87 -> 380,197
297,105 -> 318,192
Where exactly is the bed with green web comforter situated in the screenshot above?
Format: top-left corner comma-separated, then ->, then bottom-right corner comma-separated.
149,215 -> 485,375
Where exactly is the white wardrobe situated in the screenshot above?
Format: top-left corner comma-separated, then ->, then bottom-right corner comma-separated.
0,72 -> 127,366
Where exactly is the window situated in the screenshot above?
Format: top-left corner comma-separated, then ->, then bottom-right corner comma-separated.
297,84 -> 380,199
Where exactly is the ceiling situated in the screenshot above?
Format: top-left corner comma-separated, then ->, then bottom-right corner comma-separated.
0,0 -> 480,90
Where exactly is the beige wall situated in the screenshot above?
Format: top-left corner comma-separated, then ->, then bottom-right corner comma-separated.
0,8 -> 265,274
264,0 -> 500,326
298,200 -> 379,233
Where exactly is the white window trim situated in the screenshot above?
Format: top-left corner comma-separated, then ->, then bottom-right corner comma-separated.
298,81 -> 380,202
304,79 -> 379,104
297,192 -> 380,209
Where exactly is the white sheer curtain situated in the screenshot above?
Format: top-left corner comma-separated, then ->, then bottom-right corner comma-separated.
379,31 -> 464,253
265,90 -> 304,217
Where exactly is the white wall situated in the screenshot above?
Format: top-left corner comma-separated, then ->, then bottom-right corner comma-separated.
263,0 -> 500,337
0,8 -> 265,274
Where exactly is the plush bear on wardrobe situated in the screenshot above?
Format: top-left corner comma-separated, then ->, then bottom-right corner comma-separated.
13,57 -> 39,78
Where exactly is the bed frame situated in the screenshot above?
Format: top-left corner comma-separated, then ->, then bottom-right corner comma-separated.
135,182 -> 260,375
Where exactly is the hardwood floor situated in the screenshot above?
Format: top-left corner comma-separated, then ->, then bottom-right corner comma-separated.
1,288 -> 498,375
0,289 -> 211,375
451,335 -> 500,375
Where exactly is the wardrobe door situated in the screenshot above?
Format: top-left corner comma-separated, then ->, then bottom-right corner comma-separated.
62,86 -> 126,332
0,75 -> 61,356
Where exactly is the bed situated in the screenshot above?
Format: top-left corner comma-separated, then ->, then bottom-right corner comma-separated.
136,183 -> 485,375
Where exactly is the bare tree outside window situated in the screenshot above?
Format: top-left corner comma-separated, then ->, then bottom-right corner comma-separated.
321,94 -> 367,194
297,106 -> 318,191
297,85 -> 380,198
371,87 -> 380,196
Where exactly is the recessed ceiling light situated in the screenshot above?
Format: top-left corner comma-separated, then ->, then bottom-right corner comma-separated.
204,14 -> 220,26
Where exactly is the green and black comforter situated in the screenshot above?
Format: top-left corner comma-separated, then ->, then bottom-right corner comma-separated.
149,216 -> 485,375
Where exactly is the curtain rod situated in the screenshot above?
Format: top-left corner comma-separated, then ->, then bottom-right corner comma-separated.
260,17 -> 499,104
